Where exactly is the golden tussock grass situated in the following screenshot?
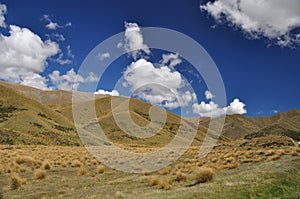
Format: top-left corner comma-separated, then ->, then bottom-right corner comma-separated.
72,160 -> 82,167
78,167 -> 88,176
192,167 -> 214,183
115,191 -> 124,198
41,160 -> 51,170
149,176 -> 173,190
34,169 -> 46,180
97,165 -> 105,174
10,174 -> 26,190
174,171 -> 187,182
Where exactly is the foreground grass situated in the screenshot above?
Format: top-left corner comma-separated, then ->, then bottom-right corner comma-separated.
0,145 -> 299,198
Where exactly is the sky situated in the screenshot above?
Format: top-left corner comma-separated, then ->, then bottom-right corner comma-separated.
0,0 -> 299,118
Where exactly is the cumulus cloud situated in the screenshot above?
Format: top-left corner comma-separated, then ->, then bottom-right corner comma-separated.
192,97 -> 247,118
0,25 -> 60,89
205,90 -> 214,100
98,52 -> 110,61
200,0 -> 300,47
118,22 -> 150,60
123,58 -> 196,109
94,89 -> 119,96
0,2 -> 7,28
161,53 -> 182,68
49,68 -> 98,90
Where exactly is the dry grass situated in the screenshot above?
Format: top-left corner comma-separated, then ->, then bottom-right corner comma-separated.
149,176 -> 173,190
41,160 -> 51,170
72,160 -> 82,168
97,165 -> 105,174
78,167 -> 88,176
174,171 -> 187,182
192,167 -> 214,184
115,191 -> 124,198
34,169 -> 46,180
10,174 -> 26,190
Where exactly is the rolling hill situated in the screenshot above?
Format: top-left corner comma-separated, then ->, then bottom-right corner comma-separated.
0,80 -> 299,147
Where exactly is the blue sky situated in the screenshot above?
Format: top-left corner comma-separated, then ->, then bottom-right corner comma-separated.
0,0 -> 299,117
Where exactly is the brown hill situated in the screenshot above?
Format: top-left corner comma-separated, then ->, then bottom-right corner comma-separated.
1,80 -> 299,146
0,83 -> 80,145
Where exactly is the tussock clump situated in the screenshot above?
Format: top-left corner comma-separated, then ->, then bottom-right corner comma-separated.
97,165 -> 105,174
10,174 -> 26,190
174,171 -> 187,182
78,167 -> 88,176
15,156 -> 41,169
267,154 -> 281,161
149,177 -> 172,190
72,160 -> 82,167
42,160 -> 51,170
192,167 -> 214,183
158,166 -> 172,175
34,169 -> 46,180
115,191 -> 124,198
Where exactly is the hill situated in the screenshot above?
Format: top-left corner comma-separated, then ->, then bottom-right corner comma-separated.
0,83 -> 79,145
0,80 -> 299,146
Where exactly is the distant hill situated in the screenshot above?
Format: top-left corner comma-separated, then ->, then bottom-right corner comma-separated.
0,83 -> 79,145
198,110 -> 300,141
0,80 -> 299,146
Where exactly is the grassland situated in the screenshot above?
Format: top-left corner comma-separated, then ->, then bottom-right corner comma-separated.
0,142 -> 299,198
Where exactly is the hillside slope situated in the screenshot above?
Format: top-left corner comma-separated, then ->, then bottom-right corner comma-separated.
1,80 -> 299,146
0,84 -> 80,145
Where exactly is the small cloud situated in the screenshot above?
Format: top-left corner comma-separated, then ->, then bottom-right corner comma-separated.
65,22 -> 72,27
43,15 -> 72,30
118,22 -> 150,60
205,90 -> 214,100
46,33 -> 65,42
53,53 -> 72,65
46,21 -> 59,30
271,109 -> 279,114
161,53 -> 182,68
98,52 -> 110,61
94,89 -> 119,96
67,45 -> 75,58
0,2 -> 7,28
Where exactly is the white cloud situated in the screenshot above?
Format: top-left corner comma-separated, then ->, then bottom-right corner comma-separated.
200,0 -> 300,47
98,52 -> 110,61
43,15 -> 72,30
49,68 -> 98,90
271,109 -> 279,114
46,21 -> 59,30
192,97 -> 247,118
123,58 -> 196,109
46,33 -> 65,42
205,90 -> 214,100
0,2 -> 7,28
65,22 -> 72,27
67,45 -> 75,58
118,22 -> 150,60
0,25 -> 60,89
161,53 -> 182,68
94,89 -> 119,96
53,53 -> 72,65
226,99 -> 247,115
20,74 -> 49,90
